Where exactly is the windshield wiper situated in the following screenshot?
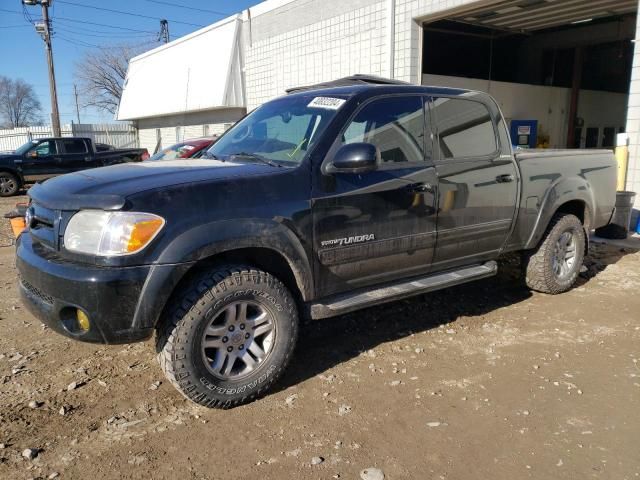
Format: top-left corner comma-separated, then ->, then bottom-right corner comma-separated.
202,152 -> 222,160
230,152 -> 282,168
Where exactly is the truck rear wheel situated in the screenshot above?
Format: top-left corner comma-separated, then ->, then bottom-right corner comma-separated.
524,213 -> 585,294
0,172 -> 19,197
156,265 -> 298,408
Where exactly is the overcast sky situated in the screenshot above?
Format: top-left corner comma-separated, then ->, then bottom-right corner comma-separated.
0,0 -> 258,125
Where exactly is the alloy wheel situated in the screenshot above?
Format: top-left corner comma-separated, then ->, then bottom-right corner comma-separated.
201,300 -> 276,380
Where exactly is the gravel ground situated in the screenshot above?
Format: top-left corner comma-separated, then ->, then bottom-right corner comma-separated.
1,193 -> 639,480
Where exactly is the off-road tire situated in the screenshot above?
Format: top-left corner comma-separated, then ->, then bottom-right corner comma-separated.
156,266 -> 298,408
0,172 -> 19,197
524,213 -> 586,294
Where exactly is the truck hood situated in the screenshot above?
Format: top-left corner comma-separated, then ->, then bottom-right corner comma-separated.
0,153 -> 20,163
29,159 -> 276,210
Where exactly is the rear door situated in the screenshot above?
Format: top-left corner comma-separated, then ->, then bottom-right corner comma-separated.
312,94 -> 439,297
58,139 -> 96,172
20,140 -> 63,182
430,95 -> 518,271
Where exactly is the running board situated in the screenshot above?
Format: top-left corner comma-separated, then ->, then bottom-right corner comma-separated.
310,261 -> 498,320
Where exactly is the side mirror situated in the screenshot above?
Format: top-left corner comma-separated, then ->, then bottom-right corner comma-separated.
328,143 -> 379,174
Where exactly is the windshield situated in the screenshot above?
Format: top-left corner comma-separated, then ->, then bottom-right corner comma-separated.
14,141 -> 38,155
205,94 -> 345,166
150,142 -> 205,161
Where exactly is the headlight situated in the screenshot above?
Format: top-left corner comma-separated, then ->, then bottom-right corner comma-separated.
64,210 -> 165,256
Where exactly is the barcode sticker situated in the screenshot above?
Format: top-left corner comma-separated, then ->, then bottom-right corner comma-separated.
308,97 -> 346,110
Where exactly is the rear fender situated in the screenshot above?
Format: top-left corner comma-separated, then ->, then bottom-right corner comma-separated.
524,176 -> 595,250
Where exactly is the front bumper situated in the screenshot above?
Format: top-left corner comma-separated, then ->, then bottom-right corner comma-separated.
16,234 -> 177,344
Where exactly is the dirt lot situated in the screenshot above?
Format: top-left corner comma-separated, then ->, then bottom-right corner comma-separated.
1,193 -> 639,480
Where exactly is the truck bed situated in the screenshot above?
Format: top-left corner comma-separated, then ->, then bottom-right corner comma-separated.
506,148 -> 617,251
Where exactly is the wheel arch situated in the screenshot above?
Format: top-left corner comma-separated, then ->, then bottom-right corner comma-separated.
0,167 -> 23,185
524,177 -> 595,250
132,219 -> 314,332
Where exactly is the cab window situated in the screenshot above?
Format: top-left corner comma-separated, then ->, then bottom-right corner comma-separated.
33,141 -> 57,156
342,96 -> 428,164
431,98 -> 497,159
61,139 -> 88,154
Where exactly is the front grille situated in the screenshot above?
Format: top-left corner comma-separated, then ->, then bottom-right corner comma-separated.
21,279 -> 54,305
27,203 -> 60,250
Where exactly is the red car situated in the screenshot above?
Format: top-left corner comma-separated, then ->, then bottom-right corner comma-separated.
148,137 -> 218,161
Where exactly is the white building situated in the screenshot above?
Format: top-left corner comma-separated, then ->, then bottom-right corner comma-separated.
117,0 -> 640,205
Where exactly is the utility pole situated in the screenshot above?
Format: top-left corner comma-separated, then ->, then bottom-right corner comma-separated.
159,19 -> 170,43
23,0 -> 61,136
73,84 -> 81,124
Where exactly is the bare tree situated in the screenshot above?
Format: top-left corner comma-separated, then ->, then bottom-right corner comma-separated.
0,76 -> 43,128
75,44 -> 145,115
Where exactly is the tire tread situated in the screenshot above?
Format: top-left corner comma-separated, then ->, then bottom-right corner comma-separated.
524,213 -> 585,295
156,265 -> 298,409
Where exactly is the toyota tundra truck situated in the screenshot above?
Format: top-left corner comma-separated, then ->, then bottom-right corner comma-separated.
16,76 -> 617,408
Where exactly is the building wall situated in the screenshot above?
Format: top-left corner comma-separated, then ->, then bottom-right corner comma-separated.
244,0 -> 390,109
627,10 -> 640,211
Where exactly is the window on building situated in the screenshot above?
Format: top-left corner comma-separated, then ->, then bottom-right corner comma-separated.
432,98 -> 497,159
342,96 -> 427,164
585,127 -> 600,148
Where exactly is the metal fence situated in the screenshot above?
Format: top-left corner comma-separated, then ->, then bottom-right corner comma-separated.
0,123 -> 138,152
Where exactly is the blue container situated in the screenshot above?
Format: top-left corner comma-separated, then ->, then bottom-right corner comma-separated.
636,214 -> 640,235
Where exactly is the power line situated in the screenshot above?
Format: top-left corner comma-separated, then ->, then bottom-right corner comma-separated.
141,0 -> 230,16
54,34 -> 111,49
53,21 -> 153,36
53,16 -> 159,34
55,34 -> 159,50
0,25 -> 32,29
55,1 -> 207,28
0,8 -> 27,17
54,26 -> 153,39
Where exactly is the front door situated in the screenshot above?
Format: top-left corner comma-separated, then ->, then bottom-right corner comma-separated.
21,140 -> 63,182
430,95 -> 518,271
312,95 -> 438,297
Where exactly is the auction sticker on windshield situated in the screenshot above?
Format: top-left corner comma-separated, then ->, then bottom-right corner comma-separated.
308,97 -> 346,110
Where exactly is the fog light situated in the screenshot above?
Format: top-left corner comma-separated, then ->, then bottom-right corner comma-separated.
76,309 -> 90,332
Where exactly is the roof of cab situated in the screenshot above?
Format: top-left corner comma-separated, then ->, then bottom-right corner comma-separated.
285,74 -> 472,99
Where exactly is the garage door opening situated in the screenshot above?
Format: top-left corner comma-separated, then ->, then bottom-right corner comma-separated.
421,0 -> 637,149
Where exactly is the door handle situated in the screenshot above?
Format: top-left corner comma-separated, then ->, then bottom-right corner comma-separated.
406,183 -> 436,193
496,174 -> 514,183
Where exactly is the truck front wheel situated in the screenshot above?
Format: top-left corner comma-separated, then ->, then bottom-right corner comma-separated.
0,172 -> 19,197
524,213 -> 586,294
156,266 -> 298,408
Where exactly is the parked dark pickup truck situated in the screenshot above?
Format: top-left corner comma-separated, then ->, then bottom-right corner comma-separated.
0,137 -> 149,197
16,77 -> 617,408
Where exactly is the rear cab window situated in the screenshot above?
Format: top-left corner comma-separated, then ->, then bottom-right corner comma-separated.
431,97 -> 498,160
61,139 -> 88,154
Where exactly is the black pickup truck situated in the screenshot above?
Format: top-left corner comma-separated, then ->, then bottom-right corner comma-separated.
16,77 -> 617,408
0,137 -> 149,197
